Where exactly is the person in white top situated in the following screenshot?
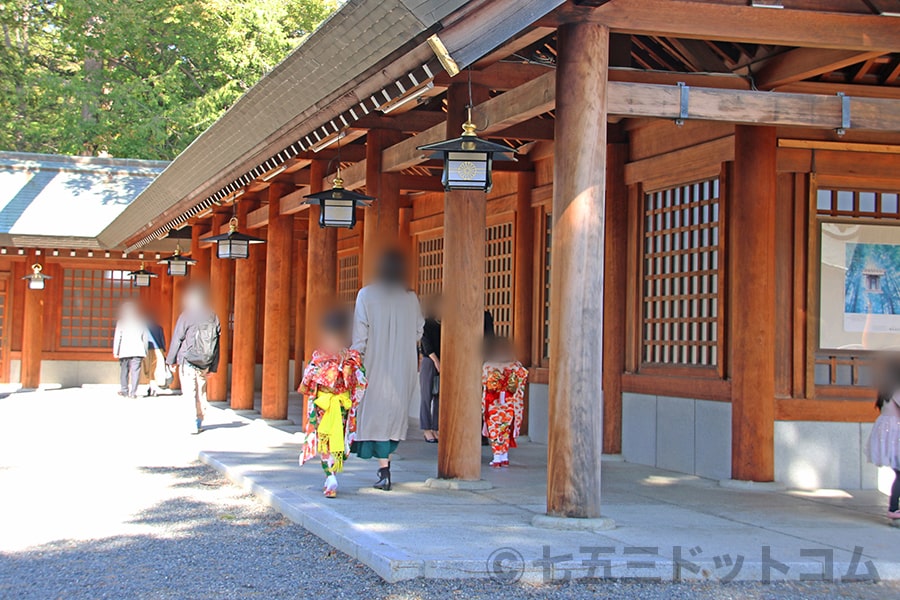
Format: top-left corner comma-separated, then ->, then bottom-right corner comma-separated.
113,301 -> 148,398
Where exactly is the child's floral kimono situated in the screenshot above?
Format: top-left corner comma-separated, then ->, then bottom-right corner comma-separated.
482,361 -> 529,459
298,349 -> 367,474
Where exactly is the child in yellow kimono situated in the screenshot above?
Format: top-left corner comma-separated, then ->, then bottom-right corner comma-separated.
298,309 -> 366,498
482,336 -> 528,468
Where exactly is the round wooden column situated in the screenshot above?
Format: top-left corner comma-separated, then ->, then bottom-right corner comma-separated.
363,129 -> 402,284
513,171 -> 536,434
304,161 -> 337,362
21,252 -> 45,389
231,200 -> 261,410
190,224 -> 210,282
730,125 -> 777,482
437,83 -> 488,482
261,183 -> 294,420
292,236 -> 308,390
208,213 -> 234,402
546,22 -> 609,518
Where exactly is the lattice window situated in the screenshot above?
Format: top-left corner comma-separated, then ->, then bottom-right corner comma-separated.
417,237 -> 444,297
337,254 -> 360,303
61,269 -> 139,348
485,221 -> 514,338
814,187 -> 900,387
641,178 -> 722,367
816,189 -> 900,220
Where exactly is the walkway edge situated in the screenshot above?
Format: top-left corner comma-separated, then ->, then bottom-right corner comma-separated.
198,450 -> 425,582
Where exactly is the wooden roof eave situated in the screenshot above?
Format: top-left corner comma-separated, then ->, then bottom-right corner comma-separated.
109,0 -> 570,252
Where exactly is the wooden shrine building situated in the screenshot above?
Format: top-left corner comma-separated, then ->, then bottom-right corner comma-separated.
4,0 -> 900,519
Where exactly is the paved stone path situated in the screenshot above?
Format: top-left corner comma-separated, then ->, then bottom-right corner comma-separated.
1,388 -> 899,599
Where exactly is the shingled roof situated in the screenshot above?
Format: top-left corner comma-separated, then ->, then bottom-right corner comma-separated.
0,152 -> 167,249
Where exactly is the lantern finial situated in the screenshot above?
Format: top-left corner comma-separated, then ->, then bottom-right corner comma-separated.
228,217 -> 238,233
31,263 -> 42,276
461,106 -> 477,137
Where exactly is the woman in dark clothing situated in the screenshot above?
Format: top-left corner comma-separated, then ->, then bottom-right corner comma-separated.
419,295 -> 442,443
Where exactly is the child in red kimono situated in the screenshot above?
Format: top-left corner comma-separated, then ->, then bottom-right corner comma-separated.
298,309 -> 366,498
482,336 -> 528,468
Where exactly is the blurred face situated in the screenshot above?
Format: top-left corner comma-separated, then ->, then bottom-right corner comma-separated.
319,329 -> 346,354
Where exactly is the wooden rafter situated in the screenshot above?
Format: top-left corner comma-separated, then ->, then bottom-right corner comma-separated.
754,49 -> 886,89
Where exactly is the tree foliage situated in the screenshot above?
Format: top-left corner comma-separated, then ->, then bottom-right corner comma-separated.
0,0 -> 339,159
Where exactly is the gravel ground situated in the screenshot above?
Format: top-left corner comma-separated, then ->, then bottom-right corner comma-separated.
1,390 -> 899,599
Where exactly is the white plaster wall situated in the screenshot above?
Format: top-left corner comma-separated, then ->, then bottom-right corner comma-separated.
775,421 -> 891,492
622,392 -> 732,481
527,383 -> 549,444
8,359 -> 21,384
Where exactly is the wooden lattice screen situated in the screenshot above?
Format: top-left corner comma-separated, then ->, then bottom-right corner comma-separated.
641,178 -> 722,367
485,221 -> 514,338
416,237 -> 444,297
814,188 -> 900,388
60,269 -> 139,348
337,253 -> 360,303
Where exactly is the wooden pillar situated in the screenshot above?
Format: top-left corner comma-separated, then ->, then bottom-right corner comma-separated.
190,224 -> 210,282
513,172 -> 535,363
437,83 -> 489,481
546,22 -> 609,518
730,125 -> 777,482
399,206 -> 416,289
292,235 -> 308,390
21,251 -> 44,389
208,213 -> 234,402
514,171 -> 535,434
602,141 -> 628,455
231,200 -> 261,409
261,183 -> 294,420
363,130 -> 402,284
158,271 -> 174,338
304,161 -> 337,361
169,273 -> 187,390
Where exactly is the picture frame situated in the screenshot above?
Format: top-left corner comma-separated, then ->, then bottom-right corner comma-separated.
818,220 -> 900,350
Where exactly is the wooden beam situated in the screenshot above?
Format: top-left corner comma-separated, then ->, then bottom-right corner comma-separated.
380,70 -> 900,180
755,49 -> 885,89
350,111 -> 446,133
434,62 -> 552,91
773,80 -> 900,100
398,175 -> 444,192
491,118 -> 556,141
545,0 -> 900,52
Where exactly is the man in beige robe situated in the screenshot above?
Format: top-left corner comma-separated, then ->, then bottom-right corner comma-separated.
351,251 -> 424,490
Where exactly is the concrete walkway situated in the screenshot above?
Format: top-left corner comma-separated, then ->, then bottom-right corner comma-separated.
192,397 -> 900,584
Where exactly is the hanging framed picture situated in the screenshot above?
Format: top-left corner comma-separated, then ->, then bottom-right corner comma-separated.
818,220 -> 900,350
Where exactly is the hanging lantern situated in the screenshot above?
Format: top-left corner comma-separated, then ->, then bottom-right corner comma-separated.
417,108 -> 515,193
128,263 -> 158,287
303,173 -> 374,229
157,243 -> 196,277
201,217 -> 265,259
23,263 -> 50,290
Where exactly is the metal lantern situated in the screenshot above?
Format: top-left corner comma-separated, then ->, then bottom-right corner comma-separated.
417,110 -> 515,192
128,263 -> 158,287
23,263 -> 50,290
201,217 -> 265,259
303,174 -> 374,229
157,243 -> 196,277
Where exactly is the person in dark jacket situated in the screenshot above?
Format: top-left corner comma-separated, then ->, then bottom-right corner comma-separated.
419,295 -> 442,443
167,284 -> 220,433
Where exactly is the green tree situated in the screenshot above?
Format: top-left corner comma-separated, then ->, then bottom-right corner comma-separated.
0,0 -> 339,159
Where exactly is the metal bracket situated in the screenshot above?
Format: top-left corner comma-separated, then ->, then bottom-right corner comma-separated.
676,82 -> 689,127
836,92 -> 850,136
